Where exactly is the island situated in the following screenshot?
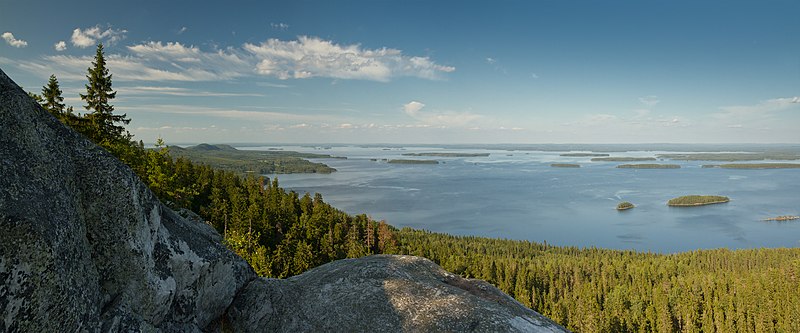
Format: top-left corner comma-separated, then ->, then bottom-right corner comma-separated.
701,163 -> 800,169
616,202 -> 635,210
591,157 -> 657,162
762,215 -> 800,221
169,144 -> 337,174
402,152 -> 490,157
667,195 -> 730,207
658,152 -> 800,161
559,153 -> 610,157
388,159 -> 439,164
617,164 -> 681,169
551,163 -> 581,168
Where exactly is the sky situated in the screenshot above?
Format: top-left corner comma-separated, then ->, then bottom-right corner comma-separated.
1,0 -> 799,144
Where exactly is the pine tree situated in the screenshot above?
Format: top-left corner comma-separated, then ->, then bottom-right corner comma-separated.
41,74 -> 65,117
80,43 -> 129,143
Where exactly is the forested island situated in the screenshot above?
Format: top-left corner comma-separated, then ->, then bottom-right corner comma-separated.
550,163 -> 581,168
616,164 -> 681,169
169,143 -> 338,174
616,202 -> 635,210
702,163 -> 800,169
658,152 -> 800,161
402,152 -> 490,157
591,157 -> 657,162
388,159 -> 439,164
762,215 -> 800,221
667,195 -> 730,206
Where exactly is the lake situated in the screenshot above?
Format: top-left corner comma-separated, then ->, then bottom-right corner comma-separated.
241,145 -> 800,253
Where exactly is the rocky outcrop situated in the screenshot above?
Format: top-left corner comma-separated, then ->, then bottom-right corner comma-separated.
0,67 -> 569,332
228,255 -> 567,332
0,68 -> 255,332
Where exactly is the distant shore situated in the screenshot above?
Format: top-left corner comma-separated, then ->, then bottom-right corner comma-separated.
617,164 -> 680,169
388,159 -> 439,165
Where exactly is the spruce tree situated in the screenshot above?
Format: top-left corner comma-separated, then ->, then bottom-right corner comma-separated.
41,74 -> 65,117
80,43 -> 129,143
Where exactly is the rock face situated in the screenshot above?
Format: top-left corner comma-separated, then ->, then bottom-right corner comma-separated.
228,255 -> 567,332
0,68 -> 255,331
0,68 -> 569,332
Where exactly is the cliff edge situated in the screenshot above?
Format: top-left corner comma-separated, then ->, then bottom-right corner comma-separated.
0,68 -> 568,332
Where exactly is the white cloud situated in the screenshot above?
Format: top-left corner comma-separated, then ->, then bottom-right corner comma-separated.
123,42 -> 250,81
486,57 -> 496,65
2,32 -> 28,48
718,97 -> 800,115
16,37 -> 452,84
271,23 -> 289,30
54,41 -> 67,51
403,101 -> 425,117
178,27 -> 188,34
638,95 -> 660,107
531,73 -> 539,79
116,86 -> 264,97
402,100 -> 482,127
243,36 -> 454,81
71,25 -> 127,48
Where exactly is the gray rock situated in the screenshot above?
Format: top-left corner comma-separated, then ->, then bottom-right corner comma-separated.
228,255 -> 568,332
0,67 -> 569,332
0,68 -> 255,332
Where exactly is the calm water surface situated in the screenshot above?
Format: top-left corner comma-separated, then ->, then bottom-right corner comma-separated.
242,146 -> 800,253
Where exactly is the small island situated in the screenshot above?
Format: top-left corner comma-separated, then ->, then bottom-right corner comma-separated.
591,157 -> 657,162
616,202 -> 635,211
388,159 -> 439,165
617,164 -> 681,169
762,215 -> 800,222
551,163 -> 581,168
667,195 -> 730,207
702,163 -> 800,169
559,153 -> 610,157
402,152 -> 490,157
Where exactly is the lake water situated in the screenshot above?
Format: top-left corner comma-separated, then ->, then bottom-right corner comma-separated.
242,146 -> 800,253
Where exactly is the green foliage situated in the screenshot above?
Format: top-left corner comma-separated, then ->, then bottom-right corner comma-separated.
41,74 -> 65,117
79,43 -> 130,145
667,195 -> 730,206
395,229 -> 800,332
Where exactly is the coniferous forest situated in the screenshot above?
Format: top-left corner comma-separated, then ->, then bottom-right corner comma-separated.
32,43 -> 800,333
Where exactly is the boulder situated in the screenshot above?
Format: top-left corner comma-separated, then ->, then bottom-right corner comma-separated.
228,255 -> 568,332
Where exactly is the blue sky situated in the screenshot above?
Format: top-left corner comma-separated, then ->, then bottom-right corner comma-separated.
1,0 -> 798,144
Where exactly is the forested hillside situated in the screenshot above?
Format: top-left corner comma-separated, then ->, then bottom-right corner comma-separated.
396,230 -> 800,333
